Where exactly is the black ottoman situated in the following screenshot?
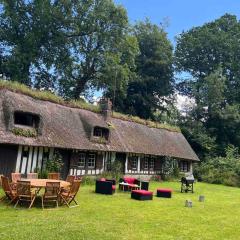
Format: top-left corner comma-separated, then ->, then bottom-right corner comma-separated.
156,188 -> 172,198
131,190 -> 153,201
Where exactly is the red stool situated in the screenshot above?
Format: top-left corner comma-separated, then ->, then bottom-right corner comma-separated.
156,188 -> 172,198
131,190 -> 153,201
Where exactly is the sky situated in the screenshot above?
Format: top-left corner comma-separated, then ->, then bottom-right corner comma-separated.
114,0 -> 240,44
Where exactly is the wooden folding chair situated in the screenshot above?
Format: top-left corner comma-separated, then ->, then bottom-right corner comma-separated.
60,180 -> 81,208
48,173 -> 60,180
0,176 -> 18,204
11,173 -> 21,190
66,175 -> 75,185
41,182 -> 60,209
14,181 -> 37,209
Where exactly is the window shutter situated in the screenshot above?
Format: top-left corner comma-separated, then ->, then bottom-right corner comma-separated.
140,157 -> 145,171
127,157 -> 132,170
154,158 -> 162,171
70,152 -> 79,167
96,153 -> 103,169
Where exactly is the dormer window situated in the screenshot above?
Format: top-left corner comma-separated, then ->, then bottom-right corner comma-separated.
14,112 -> 39,128
93,127 -> 109,141
94,127 -> 103,137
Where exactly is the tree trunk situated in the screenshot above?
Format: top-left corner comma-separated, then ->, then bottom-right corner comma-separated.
73,77 -> 89,99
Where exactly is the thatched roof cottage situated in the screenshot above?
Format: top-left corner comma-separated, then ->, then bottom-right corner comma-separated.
0,84 -> 199,178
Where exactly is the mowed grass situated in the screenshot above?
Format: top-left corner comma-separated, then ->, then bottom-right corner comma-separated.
0,181 -> 240,240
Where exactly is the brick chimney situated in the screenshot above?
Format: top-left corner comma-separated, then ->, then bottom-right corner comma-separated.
99,98 -> 112,120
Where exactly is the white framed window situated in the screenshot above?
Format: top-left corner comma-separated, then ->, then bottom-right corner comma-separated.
180,161 -> 190,172
88,153 -> 96,168
78,153 -> 86,168
130,156 -> 138,170
144,158 -> 149,170
149,158 -> 154,170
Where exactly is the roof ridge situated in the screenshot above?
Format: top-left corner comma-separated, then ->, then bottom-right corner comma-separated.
0,80 -> 181,133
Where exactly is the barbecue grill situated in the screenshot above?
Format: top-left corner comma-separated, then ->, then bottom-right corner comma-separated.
180,174 -> 195,193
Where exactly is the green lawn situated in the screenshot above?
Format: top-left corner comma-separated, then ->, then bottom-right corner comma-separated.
0,181 -> 240,240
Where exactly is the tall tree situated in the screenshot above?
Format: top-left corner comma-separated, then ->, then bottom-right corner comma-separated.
56,0 -> 138,99
111,19 -> 174,120
175,14 -> 240,156
175,14 -> 240,105
0,0 -> 69,86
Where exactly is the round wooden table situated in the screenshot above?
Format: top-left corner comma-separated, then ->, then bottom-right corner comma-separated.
21,179 -> 70,188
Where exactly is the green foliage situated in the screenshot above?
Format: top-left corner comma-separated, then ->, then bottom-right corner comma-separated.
0,79 -> 100,112
12,127 -> 37,138
100,160 -> 123,182
161,157 -> 180,180
175,14 -> 240,158
150,175 -> 162,182
0,0 -> 67,86
112,111 -> 181,132
81,176 -> 96,185
36,168 -> 48,179
194,146 -> 240,187
110,19 -> 174,120
45,151 -> 64,173
57,0 -> 136,99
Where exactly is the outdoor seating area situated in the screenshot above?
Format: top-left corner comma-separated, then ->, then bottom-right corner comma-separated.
1,173 -> 197,209
95,178 -> 116,195
95,176 -> 175,201
0,173 -> 81,209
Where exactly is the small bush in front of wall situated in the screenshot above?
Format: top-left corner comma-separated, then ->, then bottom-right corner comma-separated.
12,127 -> 37,138
161,157 -> 180,181
81,176 -> 96,185
150,175 -> 162,182
100,161 -> 123,182
45,151 -> 64,173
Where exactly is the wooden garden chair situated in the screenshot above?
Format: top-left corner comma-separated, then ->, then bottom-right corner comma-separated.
0,176 -> 18,203
60,180 -> 81,208
41,182 -> 60,209
66,175 -> 75,185
27,173 -> 38,179
48,173 -> 60,180
11,173 -> 21,190
14,181 -> 37,209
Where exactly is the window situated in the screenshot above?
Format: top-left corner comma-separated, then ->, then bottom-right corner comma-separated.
78,153 -> 86,168
14,112 -> 39,127
88,153 -> 95,168
129,156 -> 138,170
93,127 -> 109,140
144,158 -> 149,170
180,161 -> 190,172
149,158 -> 155,170
93,127 -> 102,137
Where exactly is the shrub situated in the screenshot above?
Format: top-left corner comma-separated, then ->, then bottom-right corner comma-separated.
150,175 -> 162,182
196,146 -> 240,187
81,176 -> 96,185
45,151 -> 64,173
99,161 -> 123,182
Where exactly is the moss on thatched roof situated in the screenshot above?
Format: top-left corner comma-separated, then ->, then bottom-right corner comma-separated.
0,80 -> 180,133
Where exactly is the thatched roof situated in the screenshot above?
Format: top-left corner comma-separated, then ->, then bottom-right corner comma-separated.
0,89 -> 199,161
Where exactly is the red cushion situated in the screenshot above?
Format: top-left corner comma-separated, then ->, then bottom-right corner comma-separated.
112,185 -> 116,190
157,188 -> 172,193
124,177 -> 136,185
100,178 -> 106,181
132,190 -> 153,196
